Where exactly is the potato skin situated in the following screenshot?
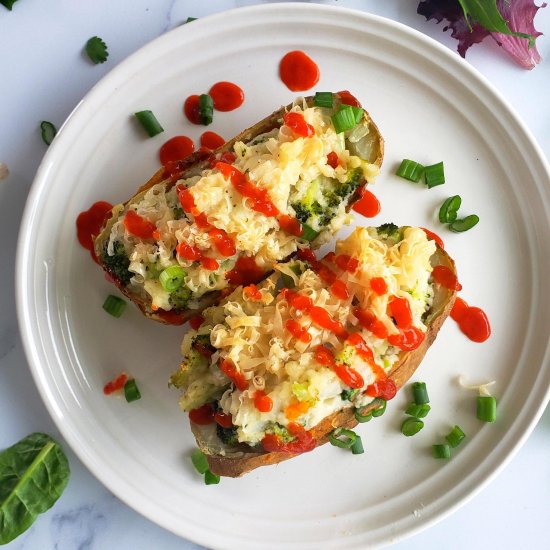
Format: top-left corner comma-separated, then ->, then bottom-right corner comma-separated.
93,96 -> 384,325
192,245 -> 457,477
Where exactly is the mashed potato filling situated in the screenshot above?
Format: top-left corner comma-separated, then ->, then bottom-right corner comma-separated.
172,227 -> 436,445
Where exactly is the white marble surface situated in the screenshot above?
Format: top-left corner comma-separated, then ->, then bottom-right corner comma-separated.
1,1 -> 549,548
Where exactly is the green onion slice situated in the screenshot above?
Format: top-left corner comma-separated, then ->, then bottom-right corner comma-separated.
370,398 -> 387,417
354,408 -> 372,423
424,162 -> 445,188
191,449 -> 209,474
477,396 -> 497,422
199,94 -> 214,125
396,159 -> 425,183
40,121 -> 57,145
300,223 -> 320,241
159,265 -> 186,292
439,195 -> 462,223
339,104 -> 364,124
102,295 -> 127,318
280,273 -> 295,289
351,436 -> 364,455
401,417 -> 424,436
445,425 -> 466,448
405,403 -> 431,418
432,444 -> 451,459
185,16 -> 197,23
341,388 -> 359,402
1,0 -> 19,11
85,36 -> 109,64
204,470 -> 221,485
331,107 -> 358,134
412,382 -> 429,405
123,379 -> 141,402
313,92 -> 334,108
449,214 -> 479,233
135,110 -> 164,137
329,427 -> 358,449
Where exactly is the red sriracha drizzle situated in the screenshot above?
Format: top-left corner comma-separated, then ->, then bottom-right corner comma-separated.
209,228 -> 236,256
353,308 -> 389,340
451,297 -> 491,343
226,256 -> 265,286
220,359 -> 248,391
200,131 -> 225,150
159,136 -> 195,165
338,90 -> 362,107
261,422 -> 316,454
214,411 -> 233,428
184,95 -> 201,125
421,227 -> 445,249
352,186 -> 381,218
243,284 -> 262,301
285,319 -> 312,343
123,210 -> 156,239
189,315 -> 204,330
278,215 -> 303,237
216,161 -> 279,217
388,296 -> 413,329
279,50 -> 320,92
254,390 -> 273,413
432,265 -> 462,291
283,112 -> 314,138
208,81 -> 245,112
76,201 -> 113,259
370,277 -> 388,295
189,403 -> 215,425
103,372 -> 128,395
314,345 -> 364,389
327,152 -> 339,169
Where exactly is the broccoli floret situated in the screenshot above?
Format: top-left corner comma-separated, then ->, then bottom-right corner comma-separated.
173,206 -> 185,220
169,284 -> 192,309
341,388 -> 359,401
265,422 -> 295,443
192,334 -> 216,356
216,424 -> 239,446
376,223 -> 402,242
335,345 -> 355,366
102,241 -> 132,285
292,203 -> 310,224
335,168 -> 362,199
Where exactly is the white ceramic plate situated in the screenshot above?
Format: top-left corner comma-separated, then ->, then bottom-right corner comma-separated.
17,4 -> 550,549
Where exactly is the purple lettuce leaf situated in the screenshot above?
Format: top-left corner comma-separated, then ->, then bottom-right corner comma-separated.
417,0 -> 545,69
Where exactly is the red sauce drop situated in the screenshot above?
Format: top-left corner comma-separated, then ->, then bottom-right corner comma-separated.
155,308 -> 186,325
338,90 -> 362,107
279,214 -> 303,237
226,256 -> 265,286
388,296 -> 413,329
200,131 -> 225,150
451,297 -> 491,342
347,332 -> 375,365
309,306 -> 348,339
159,136 -> 195,165
189,315 -> 204,330
285,319 -> 312,343
220,359 -> 248,391
327,152 -> 339,169
176,243 -> 219,271
388,327 -> 425,351
103,372 -> 128,395
209,81 -> 245,112
123,210 -> 156,239
422,227 -> 445,249
333,363 -> 364,389
254,390 -> 273,413
330,280 -> 350,300
214,411 -> 233,428
366,378 -> 397,400
432,265 -> 462,291
316,264 -> 336,285
209,228 -> 236,257
352,187 -> 381,218
283,112 -> 314,138
184,94 -> 201,125
189,403 -> 215,425
370,277 -> 388,295
353,307 -> 389,340
76,200 -> 113,255
314,345 -> 335,367
243,284 -> 262,301
216,161 -> 279,217
194,342 -> 213,358
334,254 -> 359,273
261,422 -> 316,454
297,247 -> 317,264
279,50 -> 320,92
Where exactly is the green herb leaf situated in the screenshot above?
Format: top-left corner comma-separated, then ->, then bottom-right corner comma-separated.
1,0 -> 19,11
0,433 -> 70,545
86,36 -> 109,64
40,121 -> 57,146
457,0 -> 535,47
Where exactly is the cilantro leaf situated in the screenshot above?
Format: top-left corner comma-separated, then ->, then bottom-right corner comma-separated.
85,36 -> 109,65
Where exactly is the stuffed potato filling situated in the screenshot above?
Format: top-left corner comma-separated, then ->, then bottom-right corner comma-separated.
101,97 -> 380,314
171,226 -> 439,448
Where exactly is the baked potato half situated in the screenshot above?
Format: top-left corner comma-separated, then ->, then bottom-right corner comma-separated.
171,225 -> 457,477
93,93 -> 384,325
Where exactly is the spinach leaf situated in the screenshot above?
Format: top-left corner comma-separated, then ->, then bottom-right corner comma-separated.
0,433 -> 70,545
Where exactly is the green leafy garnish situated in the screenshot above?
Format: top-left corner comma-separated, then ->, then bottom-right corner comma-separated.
1,0 -> 19,10
85,36 -> 109,64
40,121 -> 57,146
0,433 -> 70,545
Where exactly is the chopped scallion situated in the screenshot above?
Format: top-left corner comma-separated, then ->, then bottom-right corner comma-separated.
329,427 -> 358,449
432,444 -> 451,459
370,398 -> 387,417
412,382 -> 429,405
159,265 -> 186,292
331,107 -> 358,133
123,379 -> 141,402
1,0 -> 19,11
341,388 -> 359,402
351,436 -> 364,455
449,214 -> 479,233
354,408 -> 372,423
199,94 -> 214,125
340,104 -> 364,124
477,396 -> 497,422
102,295 -> 127,318
313,91 -> 334,108
445,425 -> 466,448
185,16 -> 197,23
85,36 -> 109,64
40,121 -> 57,146
300,223 -> 320,241
134,110 -> 164,137
424,162 -> 445,188
439,195 -> 462,223
405,402 -> 431,418
191,449 -> 209,474
401,417 -> 424,436
204,470 -> 221,485
396,159 -> 424,183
